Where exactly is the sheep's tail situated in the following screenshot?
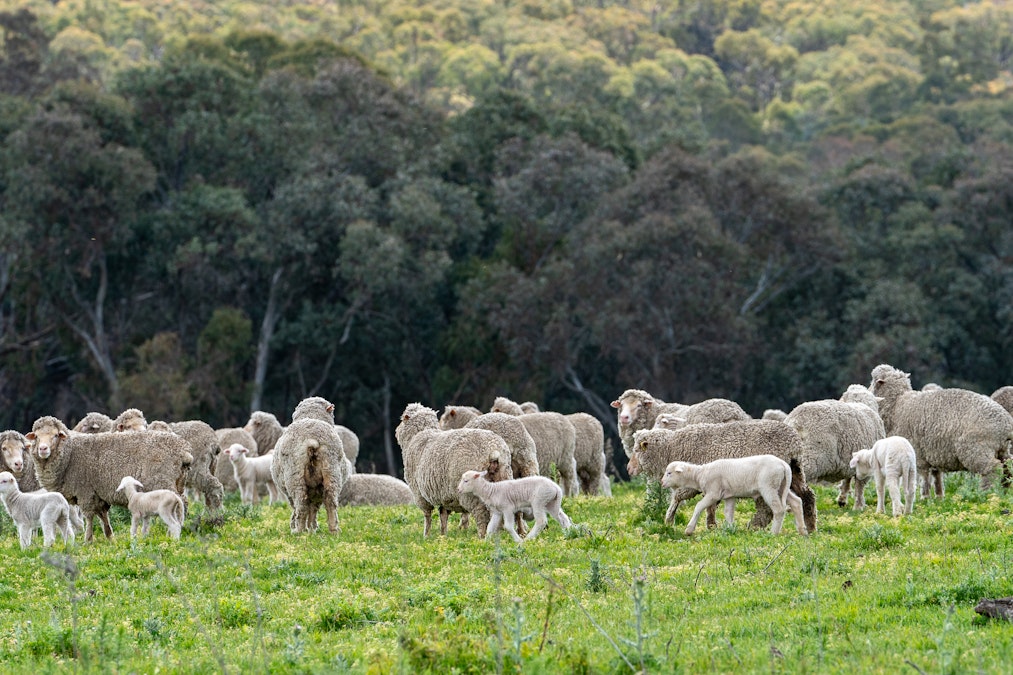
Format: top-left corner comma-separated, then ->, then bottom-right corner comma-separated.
788,458 -> 818,533
174,495 -> 185,523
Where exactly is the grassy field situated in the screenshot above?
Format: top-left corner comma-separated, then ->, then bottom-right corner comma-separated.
1,475 -> 1012,674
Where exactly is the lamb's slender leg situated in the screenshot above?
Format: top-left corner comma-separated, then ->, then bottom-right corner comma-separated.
485,511 -> 503,540
765,489 -> 786,535
142,516 -> 152,537
874,471 -> 886,514
548,496 -> 572,529
98,510 -> 114,539
130,515 -> 140,539
723,498 -> 737,528
685,493 -> 721,535
786,491 -> 807,535
904,468 -> 917,514
885,469 -> 904,517
502,509 -> 524,543
18,523 -> 32,549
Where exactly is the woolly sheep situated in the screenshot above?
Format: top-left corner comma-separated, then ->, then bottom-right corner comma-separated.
992,386 -> 1013,416
271,397 -> 350,534
148,420 -> 172,432
397,403 -> 512,538
338,473 -> 415,507
225,443 -> 280,505
489,397 -> 579,496
215,427 -> 260,493
73,412 -> 114,434
870,364 -> 1013,496
840,384 -> 880,414
168,420 -> 224,512
762,409 -> 788,422
0,471 -> 77,548
457,470 -> 572,543
628,421 -> 818,534
921,383 -> 942,392
849,436 -> 917,517
438,405 -> 483,430
243,411 -> 285,455
115,476 -> 185,539
0,430 -> 40,492
335,425 -> 359,472
660,456 -> 807,536
288,396 -> 359,469
567,412 -> 610,496
520,402 -> 540,414
610,389 -> 690,457
654,398 -> 752,430
783,398 -> 885,510
113,408 -> 148,432
26,416 -> 192,541
465,412 -> 540,481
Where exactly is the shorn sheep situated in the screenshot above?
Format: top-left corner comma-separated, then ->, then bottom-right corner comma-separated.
397,403 -> 513,538
489,397 -> 579,496
457,470 -> 572,543
225,443 -> 280,505
115,476 -> 185,539
870,364 -> 1013,496
0,471 -> 77,548
611,389 -> 689,457
660,456 -> 807,536
0,430 -> 41,492
849,436 -> 918,517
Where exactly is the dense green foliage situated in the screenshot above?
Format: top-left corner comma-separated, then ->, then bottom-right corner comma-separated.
1,480 -> 1013,673
0,1 -> 1011,473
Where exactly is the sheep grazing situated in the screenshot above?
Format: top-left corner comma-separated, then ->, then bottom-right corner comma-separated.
489,396 -> 579,496
27,415 -> 192,541
0,471 -> 77,548
660,456 -> 807,536
611,389 -> 689,457
168,420 -> 224,512
629,421 -> 818,534
115,476 -> 185,540
243,411 -> 285,455
113,408 -> 148,432
397,403 -> 513,538
0,430 -> 40,492
657,397 -> 753,430
215,427 -> 260,493
567,412 -> 611,496
338,473 -> 415,507
849,436 -> 918,517
992,386 -> 1013,416
762,409 -> 788,422
225,443 -> 280,505
438,405 -> 483,431
870,364 -> 1013,496
271,397 -> 350,534
73,412 -> 114,434
457,470 -> 572,543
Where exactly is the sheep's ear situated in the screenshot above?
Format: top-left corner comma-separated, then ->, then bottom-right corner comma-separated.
478,471 -> 487,477
59,430 -> 68,439
25,432 -> 35,441
875,396 -> 885,403
449,410 -> 456,417
610,400 -> 620,409
326,404 -> 335,413
402,413 -> 410,421
639,440 -> 648,450
675,465 -> 685,473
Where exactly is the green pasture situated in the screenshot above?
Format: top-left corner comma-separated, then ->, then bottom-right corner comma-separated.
1,476 -> 1011,674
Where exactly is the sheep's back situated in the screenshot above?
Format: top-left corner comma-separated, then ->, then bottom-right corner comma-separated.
271,419 -> 347,493
785,400 -> 885,482
410,429 -> 511,509
518,412 -> 576,474
466,413 -> 539,478
339,473 -> 414,507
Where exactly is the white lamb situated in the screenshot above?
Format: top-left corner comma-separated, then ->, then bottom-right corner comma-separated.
225,443 -> 279,505
115,476 -> 185,540
660,456 -> 808,536
849,436 -> 918,517
457,470 -> 573,543
0,471 -> 77,548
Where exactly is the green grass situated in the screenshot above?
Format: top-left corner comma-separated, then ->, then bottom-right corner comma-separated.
2,475 -> 1013,674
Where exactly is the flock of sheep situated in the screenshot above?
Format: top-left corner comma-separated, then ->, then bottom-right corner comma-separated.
1,362 -> 1011,547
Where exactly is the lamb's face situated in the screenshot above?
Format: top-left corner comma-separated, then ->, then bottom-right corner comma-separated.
849,450 -> 874,478
0,471 -> 16,493
457,470 -> 484,494
226,444 -> 248,463
661,462 -> 689,489
612,396 -> 651,428
1,436 -> 26,476
26,423 -> 67,460
116,476 -> 142,493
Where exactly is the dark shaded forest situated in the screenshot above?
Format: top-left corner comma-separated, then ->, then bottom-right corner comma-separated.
1,0 -> 1011,474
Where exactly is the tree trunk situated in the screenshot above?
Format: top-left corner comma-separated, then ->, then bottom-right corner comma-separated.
382,372 -> 397,476
250,267 -> 285,412
65,254 -> 121,411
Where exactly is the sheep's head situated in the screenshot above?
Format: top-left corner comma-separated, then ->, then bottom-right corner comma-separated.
611,389 -> 655,428
114,408 -> 148,432
292,396 -> 336,424
0,471 -> 16,493
490,396 -> 523,416
0,432 -> 28,477
849,449 -> 875,479
457,470 -> 487,494
26,416 -> 69,460
653,413 -> 686,430
870,364 -> 912,398
225,444 -> 249,462
73,412 -> 113,434
395,403 -> 438,449
660,461 -> 692,489
116,476 -> 143,493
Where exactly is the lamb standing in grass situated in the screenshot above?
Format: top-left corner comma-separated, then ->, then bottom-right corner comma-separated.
225,443 -> 280,505
489,396 -> 579,496
660,456 -> 807,536
849,437 -> 918,517
115,476 -> 185,540
215,427 -> 260,494
457,470 -> 572,542
0,471 -> 77,548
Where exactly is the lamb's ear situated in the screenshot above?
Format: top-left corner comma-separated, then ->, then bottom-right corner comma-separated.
478,471 -> 487,478
674,465 -> 685,473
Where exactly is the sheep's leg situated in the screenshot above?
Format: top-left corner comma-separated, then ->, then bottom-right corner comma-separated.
885,473 -> 904,518
142,516 -> 152,537
421,504 -> 434,537
267,482 -> 280,505
786,490 -> 808,535
837,477 -> 851,508
921,471 -> 932,498
324,500 -> 340,534
485,511 -> 503,540
852,476 -> 868,511
41,508 -> 57,547
723,498 -> 737,528
560,458 -> 580,497
130,515 -> 140,539
665,487 -> 697,525
904,469 -> 917,515
439,507 -> 450,535
502,509 -> 524,543
459,512 -> 470,530
789,471 -> 817,533
749,497 -> 773,529
306,503 -> 320,531
874,471 -> 886,514
549,495 -> 572,530
766,491 -> 786,535
17,523 -> 32,549
685,493 -> 720,535
98,510 -> 114,539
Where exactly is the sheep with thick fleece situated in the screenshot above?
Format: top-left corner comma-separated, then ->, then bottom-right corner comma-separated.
215,427 -> 260,493
520,402 -> 540,414
870,364 -> 1013,496
611,389 -> 689,457
457,470 -> 572,542
271,397 -> 349,533
73,412 -> 114,434
27,416 -> 192,541
660,456 -> 807,536
840,384 -> 880,414
225,443 -> 280,505
115,476 -> 185,539
0,471 -> 77,548
168,420 -> 224,512
659,398 -> 752,430
113,408 -> 148,432
849,436 -> 917,517
335,425 -> 359,472
465,413 -> 539,481
338,473 -> 414,507
992,386 -> 1013,416
0,430 -> 40,492
288,396 -> 359,469
567,412 -> 611,496
243,411 -> 285,455
629,422 -> 817,533
784,398 -> 885,510
762,409 -> 788,422
438,405 -> 483,430
489,397 -> 579,496
397,403 -> 513,538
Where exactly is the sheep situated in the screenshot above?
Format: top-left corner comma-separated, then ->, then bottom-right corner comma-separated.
396,403 -> 513,538
168,420 -> 224,512
286,397 -> 359,469
115,476 -> 185,539
628,421 -> 818,534
0,471 -> 77,548
243,411 -> 285,455
438,405 -> 483,430
215,427 -> 260,493
660,456 -> 807,536
73,412 -> 114,434
148,420 -> 172,432
762,409 -> 788,422
992,386 -> 1013,416
0,430 -> 40,492
783,398 -> 885,510
113,408 -> 148,432
520,402 -> 540,414
849,436 -> 917,517
489,397 -> 579,496
921,383 -> 942,392
271,397 -> 350,533
465,412 -> 540,481
567,412 -> 610,496
611,389 -> 690,457
26,416 -> 192,541
225,443 -> 280,505
457,470 -> 572,542
870,364 -> 1013,496
335,425 -> 359,472
840,384 -> 880,414
338,472 -> 415,507
657,397 -> 752,430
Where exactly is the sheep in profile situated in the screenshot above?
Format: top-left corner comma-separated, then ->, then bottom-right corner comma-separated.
113,408 -> 148,432
0,430 -> 40,492
215,427 -> 260,493
225,444 -> 280,505
660,456 -> 807,536
457,470 -> 572,543
762,409 -> 788,422
611,389 -> 689,457
73,412 -> 114,434
438,405 -> 483,430
115,476 -> 185,540
338,473 -> 415,507
489,396 -> 579,496
849,437 -> 917,517
870,364 -> 1013,496
0,471 -> 77,548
